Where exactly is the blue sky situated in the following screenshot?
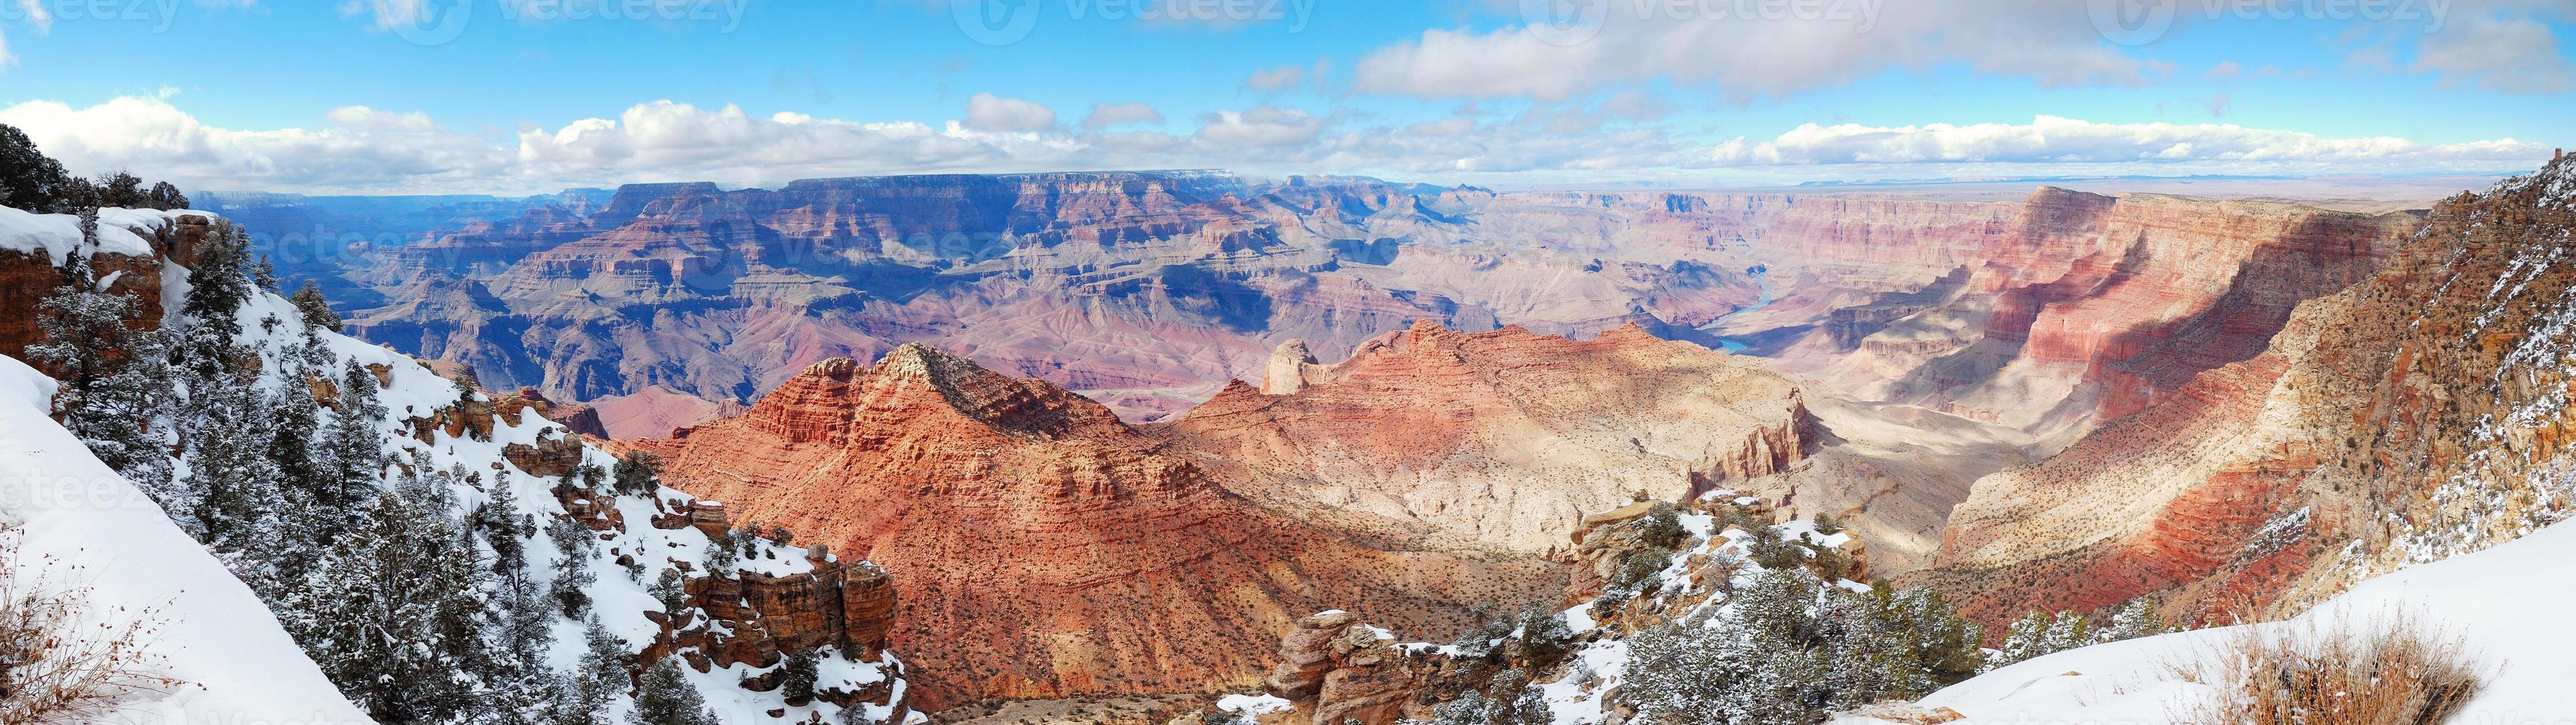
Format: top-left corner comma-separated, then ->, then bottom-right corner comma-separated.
0,0 -> 2568,194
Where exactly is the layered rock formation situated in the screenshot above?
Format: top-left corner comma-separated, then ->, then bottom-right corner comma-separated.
327,172 -> 1780,433
1166,320 -> 1813,553
1911,155 -> 2576,628
627,345 -> 1563,705
1741,189 -> 2421,448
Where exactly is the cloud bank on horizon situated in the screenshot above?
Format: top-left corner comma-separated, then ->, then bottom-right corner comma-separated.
0,0 -> 2566,194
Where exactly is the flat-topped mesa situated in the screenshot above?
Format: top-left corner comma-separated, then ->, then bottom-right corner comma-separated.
633,342 -> 1563,706
1172,320 -> 1815,553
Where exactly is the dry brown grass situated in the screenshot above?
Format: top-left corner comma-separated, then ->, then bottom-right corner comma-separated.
0,527 -> 181,725
2174,611 -> 2489,725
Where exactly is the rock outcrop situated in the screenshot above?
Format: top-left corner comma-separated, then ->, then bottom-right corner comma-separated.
627,344 -> 1564,706
1167,320 -> 1814,553
0,209 -> 212,361
646,550 -> 899,670
1259,611 -> 1451,725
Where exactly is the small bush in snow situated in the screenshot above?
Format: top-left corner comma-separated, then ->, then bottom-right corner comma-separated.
0,528 -> 181,725
2175,612 -> 2486,725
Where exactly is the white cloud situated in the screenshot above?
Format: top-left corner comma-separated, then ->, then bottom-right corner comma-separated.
0,96 -> 511,190
0,96 -> 2546,194
2413,16 -> 2572,92
339,0 -> 428,30
1352,1 -> 2164,102
16,0 -> 50,31
962,92 -> 1057,133
1697,116 -> 2546,172
1081,102 -> 1165,129
0,0 -> 47,70
1193,106 -> 1324,147
1244,64 -> 1305,92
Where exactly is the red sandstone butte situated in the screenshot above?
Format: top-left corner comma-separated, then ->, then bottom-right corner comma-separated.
628,343 -> 1560,706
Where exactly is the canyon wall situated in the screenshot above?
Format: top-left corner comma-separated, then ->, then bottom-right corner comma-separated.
627,345 -> 1564,706
1166,320 -> 1812,553
1911,156 -> 2576,629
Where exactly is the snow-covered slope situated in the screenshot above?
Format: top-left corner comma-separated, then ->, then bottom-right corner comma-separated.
1861,519 -> 2576,721
0,354 -> 375,725
7,203 -> 921,724
217,266 -> 924,724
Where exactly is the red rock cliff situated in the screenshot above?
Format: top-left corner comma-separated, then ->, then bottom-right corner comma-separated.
630,345 -> 1562,706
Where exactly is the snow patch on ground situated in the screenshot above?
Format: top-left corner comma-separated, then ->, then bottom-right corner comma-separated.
1215,693 -> 1294,716
1841,519 -> 2576,722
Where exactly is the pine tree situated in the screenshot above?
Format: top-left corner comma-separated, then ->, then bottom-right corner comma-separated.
1509,605 -> 1574,668
96,172 -> 145,208
477,476 -> 534,576
49,176 -> 99,214
630,657 -> 720,725
612,451 -> 663,496
649,569 -> 687,614
705,535 -> 738,572
490,576 -> 561,721
0,124 -> 73,212
290,280 -> 344,332
551,616 -> 627,725
308,490 -> 493,724
252,254 -> 280,291
1992,612 -> 2053,670
780,649 -> 820,703
1430,690 -> 1487,725
29,254 -> 176,494
1991,610 -> 2091,671
317,357 -> 388,516
548,516 -> 598,616
2041,610 -> 2091,653
1502,681 -> 1552,725
263,362 -> 328,510
1811,511 -> 1844,535
2096,597 -> 2168,643
143,181 -> 189,210
183,364 -> 286,547
179,218 -> 254,362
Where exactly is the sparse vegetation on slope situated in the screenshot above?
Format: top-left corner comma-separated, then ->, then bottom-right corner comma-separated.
2174,613 -> 2486,725
0,529 -> 179,725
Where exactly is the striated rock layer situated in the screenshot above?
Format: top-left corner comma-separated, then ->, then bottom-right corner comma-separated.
1164,320 -> 1813,553
627,345 -> 1563,706
1910,155 -> 2576,630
